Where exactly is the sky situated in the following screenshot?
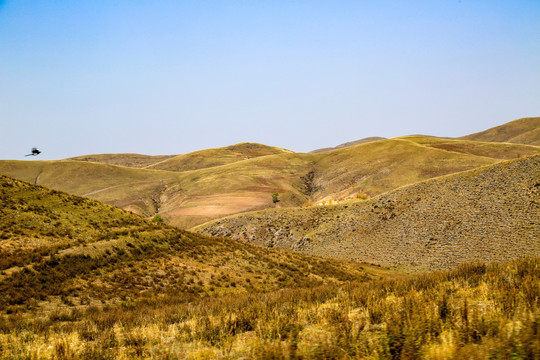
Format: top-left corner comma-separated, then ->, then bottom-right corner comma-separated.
1,0 -> 539,160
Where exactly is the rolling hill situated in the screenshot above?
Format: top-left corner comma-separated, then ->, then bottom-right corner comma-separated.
304,136 -> 537,202
68,142 -> 292,172
0,118 -> 539,229
197,154 -> 540,271
460,116 -> 540,145
0,174 -> 373,312
1,118 -> 538,357
145,142 -> 294,172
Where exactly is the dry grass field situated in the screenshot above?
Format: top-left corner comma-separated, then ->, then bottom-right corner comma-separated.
145,142 -> 293,172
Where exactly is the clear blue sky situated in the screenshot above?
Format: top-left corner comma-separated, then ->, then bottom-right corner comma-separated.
1,0 -> 539,160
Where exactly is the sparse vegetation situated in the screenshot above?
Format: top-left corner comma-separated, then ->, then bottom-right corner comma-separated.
0,173 -> 367,311
67,153 -> 176,168
0,256 -> 537,359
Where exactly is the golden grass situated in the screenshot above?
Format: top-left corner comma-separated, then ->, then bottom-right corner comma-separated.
146,142 -> 293,172
460,117 -> 540,146
402,135 -> 540,159
0,257 -> 537,359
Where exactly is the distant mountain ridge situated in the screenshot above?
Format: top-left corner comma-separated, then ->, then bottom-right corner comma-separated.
310,117 -> 540,153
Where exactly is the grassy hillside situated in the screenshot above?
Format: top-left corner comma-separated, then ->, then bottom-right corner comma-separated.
68,143 -> 291,173
0,159 -> 183,218
460,117 -> 540,145
68,153 -> 175,168
197,155 -> 540,271
146,142 -> 293,172
403,135 -> 540,160
1,123 -> 539,229
308,137 -> 500,202
0,174 -> 375,310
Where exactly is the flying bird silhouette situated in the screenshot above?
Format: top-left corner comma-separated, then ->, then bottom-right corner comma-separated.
25,147 -> 41,156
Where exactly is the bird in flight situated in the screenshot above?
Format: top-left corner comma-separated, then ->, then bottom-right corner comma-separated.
25,147 -> 41,156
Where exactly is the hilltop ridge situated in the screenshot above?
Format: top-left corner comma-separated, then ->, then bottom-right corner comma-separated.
146,142 -> 293,172
68,142 -> 291,172
310,137 -> 386,153
460,117 -> 540,145
67,153 -> 175,168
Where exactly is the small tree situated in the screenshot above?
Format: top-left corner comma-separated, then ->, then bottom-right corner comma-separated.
272,193 -> 280,204
153,214 -> 164,223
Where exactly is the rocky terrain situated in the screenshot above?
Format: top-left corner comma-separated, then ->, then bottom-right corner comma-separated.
197,155 -> 540,271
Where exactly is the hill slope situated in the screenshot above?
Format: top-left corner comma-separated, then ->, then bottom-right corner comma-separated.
1,137 -> 539,229
0,174 -> 373,312
197,155 -> 540,271
0,159 -> 183,217
68,143 -> 292,173
460,117 -> 540,145
146,142 -> 293,172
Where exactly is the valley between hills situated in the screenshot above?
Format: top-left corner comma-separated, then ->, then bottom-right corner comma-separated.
0,117 -> 538,358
